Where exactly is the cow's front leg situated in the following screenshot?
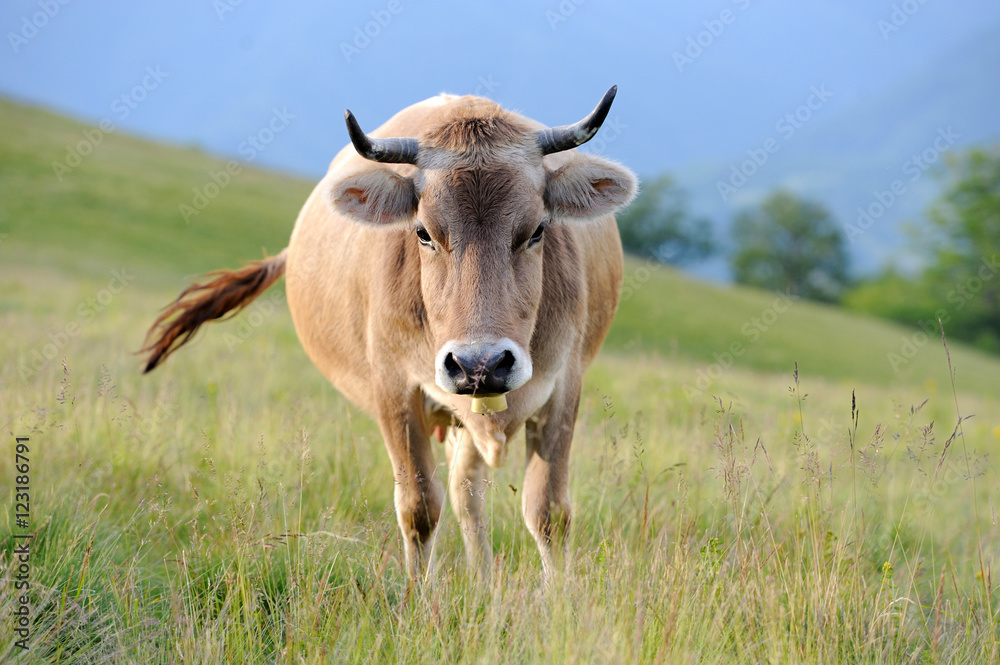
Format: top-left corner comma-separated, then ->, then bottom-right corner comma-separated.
522,379 -> 581,579
445,427 -> 492,579
376,388 -> 444,580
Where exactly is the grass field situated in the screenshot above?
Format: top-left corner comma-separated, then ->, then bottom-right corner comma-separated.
2,98 -> 1000,663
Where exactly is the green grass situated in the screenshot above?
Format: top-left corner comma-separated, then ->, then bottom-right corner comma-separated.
2,97 -> 999,663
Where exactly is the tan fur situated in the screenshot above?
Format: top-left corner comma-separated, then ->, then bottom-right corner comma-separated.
144,93 -> 635,580
420,98 -> 530,156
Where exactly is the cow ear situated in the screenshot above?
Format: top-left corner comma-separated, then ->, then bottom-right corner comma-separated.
326,167 -> 418,226
545,156 -> 638,221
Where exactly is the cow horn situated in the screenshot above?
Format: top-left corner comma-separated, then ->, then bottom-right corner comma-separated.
344,109 -> 420,164
537,85 -> 618,155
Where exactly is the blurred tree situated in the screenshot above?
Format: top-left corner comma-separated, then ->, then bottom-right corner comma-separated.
923,146 -> 1000,347
842,145 -> 999,352
731,190 -> 849,302
924,146 -> 1000,263
615,174 -> 714,264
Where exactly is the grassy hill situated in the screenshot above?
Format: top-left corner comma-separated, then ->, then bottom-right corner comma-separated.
608,261 -> 1000,398
2,98 -> 999,663
0,97 -> 311,282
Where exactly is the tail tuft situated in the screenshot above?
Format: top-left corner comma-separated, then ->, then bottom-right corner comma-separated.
141,249 -> 287,372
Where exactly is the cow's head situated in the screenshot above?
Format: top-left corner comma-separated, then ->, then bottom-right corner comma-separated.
328,87 -> 637,400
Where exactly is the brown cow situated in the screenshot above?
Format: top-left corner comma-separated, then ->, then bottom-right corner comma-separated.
143,87 -> 637,580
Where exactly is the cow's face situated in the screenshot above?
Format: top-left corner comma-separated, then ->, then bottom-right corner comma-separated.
415,157 -> 547,397
327,94 -> 637,399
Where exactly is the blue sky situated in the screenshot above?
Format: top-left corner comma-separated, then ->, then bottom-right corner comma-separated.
2,0 -> 998,278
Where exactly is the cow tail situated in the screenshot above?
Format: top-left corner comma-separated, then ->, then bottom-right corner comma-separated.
140,249 -> 288,373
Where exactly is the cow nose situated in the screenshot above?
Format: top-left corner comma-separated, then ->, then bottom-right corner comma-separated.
435,339 -> 532,396
444,348 -> 514,394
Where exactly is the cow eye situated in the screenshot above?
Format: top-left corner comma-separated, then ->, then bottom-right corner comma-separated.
415,225 -> 434,248
527,223 -> 546,248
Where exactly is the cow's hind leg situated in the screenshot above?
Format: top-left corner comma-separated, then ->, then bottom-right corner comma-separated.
445,427 -> 492,579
